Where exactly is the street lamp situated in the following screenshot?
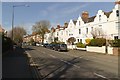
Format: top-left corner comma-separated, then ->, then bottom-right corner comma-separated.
11,4 -> 29,44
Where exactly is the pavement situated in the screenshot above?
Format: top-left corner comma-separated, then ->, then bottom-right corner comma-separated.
2,47 -> 34,79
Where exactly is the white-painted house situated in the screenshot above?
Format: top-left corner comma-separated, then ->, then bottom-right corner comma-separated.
45,2 -> 120,44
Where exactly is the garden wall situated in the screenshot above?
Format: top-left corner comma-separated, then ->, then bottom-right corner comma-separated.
86,46 -> 106,53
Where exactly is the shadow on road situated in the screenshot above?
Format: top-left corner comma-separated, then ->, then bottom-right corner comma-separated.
32,57 -> 81,79
23,47 -> 35,51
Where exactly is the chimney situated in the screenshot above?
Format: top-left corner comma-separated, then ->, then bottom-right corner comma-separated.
51,27 -> 55,32
57,25 -> 60,29
81,11 -> 89,23
115,0 -> 120,5
64,22 -> 68,28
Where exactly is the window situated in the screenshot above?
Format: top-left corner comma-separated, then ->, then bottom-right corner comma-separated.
57,32 -> 59,36
79,29 -> 81,34
116,10 -> 119,17
80,39 -> 82,43
99,15 -> 101,21
77,39 -> 79,42
114,36 -> 118,40
69,34 -> 73,36
91,27 -> 93,31
86,28 -> 88,34
99,25 -> 102,27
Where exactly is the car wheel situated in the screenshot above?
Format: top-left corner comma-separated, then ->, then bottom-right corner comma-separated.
58,49 -> 61,52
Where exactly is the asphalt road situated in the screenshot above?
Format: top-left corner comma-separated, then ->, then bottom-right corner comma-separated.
24,46 -> 119,80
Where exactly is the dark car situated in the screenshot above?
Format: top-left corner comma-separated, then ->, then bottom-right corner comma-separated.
54,44 -> 67,52
43,43 -> 49,48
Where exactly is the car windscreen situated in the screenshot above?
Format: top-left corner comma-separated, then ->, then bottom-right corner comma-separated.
61,44 -> 67,47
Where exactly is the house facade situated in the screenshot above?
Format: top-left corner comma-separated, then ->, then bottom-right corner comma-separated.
45,2 -> 120,44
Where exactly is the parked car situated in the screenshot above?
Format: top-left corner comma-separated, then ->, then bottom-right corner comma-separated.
46,44 -> 52,49
36,43 -> 41,46
43,43 -> 49,48
54,44 -> 68,52
51,44 -> 57,50
47,44 -> 56,50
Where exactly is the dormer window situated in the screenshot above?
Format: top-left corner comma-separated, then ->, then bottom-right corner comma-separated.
116,10 -> 119,17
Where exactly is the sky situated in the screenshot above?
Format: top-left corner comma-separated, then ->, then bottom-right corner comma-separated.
2,2 -> 115,34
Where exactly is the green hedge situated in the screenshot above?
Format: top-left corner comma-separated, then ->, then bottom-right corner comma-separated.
88,38 -> 106,47
108,39 -> 120,47
76,42 -> 86,48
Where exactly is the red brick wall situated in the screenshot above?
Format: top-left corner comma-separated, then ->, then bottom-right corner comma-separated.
113,47 -> 120,56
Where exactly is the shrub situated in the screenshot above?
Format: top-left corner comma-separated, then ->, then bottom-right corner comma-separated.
88,38 -> 106,47
76,42 -> 86,48
85,39 -> 91,45
109,39 -> 120,47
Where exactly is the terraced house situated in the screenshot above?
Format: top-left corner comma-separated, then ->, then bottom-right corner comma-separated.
45,1 -> 120,44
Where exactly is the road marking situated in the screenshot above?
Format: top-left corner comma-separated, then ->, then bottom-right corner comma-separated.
42,51 -> 45,53
79,57 -> 82,58
94,72 -> 109,79
49,54 -> 56,58
25,51 -> 32,58
48,53 -> 81,69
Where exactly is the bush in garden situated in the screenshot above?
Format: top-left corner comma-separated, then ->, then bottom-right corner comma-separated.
109,39 -> 120,47
85,39 -> 91,45
88,38 -> 106,47
76,42 -> 86,48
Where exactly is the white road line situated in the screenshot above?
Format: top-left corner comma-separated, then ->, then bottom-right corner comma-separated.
58,58 -> 81,69
49,54 -> 56,58
94,72 -> 108,79
25,51 -> 32,58
48,53 -> 81,69
42,51 -> 45,53
73,65 -> 81,69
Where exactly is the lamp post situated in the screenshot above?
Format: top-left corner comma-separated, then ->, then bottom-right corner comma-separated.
11,4 -> 29,46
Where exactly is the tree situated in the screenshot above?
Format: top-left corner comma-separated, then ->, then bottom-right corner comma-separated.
91,27 -> 105,39
8,26 -> 26,44
32,20 -> 50,44
67,37 -> 76,45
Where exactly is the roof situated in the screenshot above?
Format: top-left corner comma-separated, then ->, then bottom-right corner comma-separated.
73,20 -> 77,25
104,11 -> 112,18
81,16 -> 96,23
88,16 -> 96,22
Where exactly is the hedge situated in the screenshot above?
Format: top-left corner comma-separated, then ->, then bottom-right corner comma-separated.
108,39 -> 120,47
88,38 -> 106,47
76,42 -> 86,48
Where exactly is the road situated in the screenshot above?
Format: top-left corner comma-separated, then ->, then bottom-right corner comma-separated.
24,46 -> 119,80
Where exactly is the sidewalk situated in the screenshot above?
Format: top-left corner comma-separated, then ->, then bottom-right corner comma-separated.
2,47 -> 33,79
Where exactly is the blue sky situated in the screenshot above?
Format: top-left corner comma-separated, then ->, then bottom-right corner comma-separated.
2,2 -> 115,34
